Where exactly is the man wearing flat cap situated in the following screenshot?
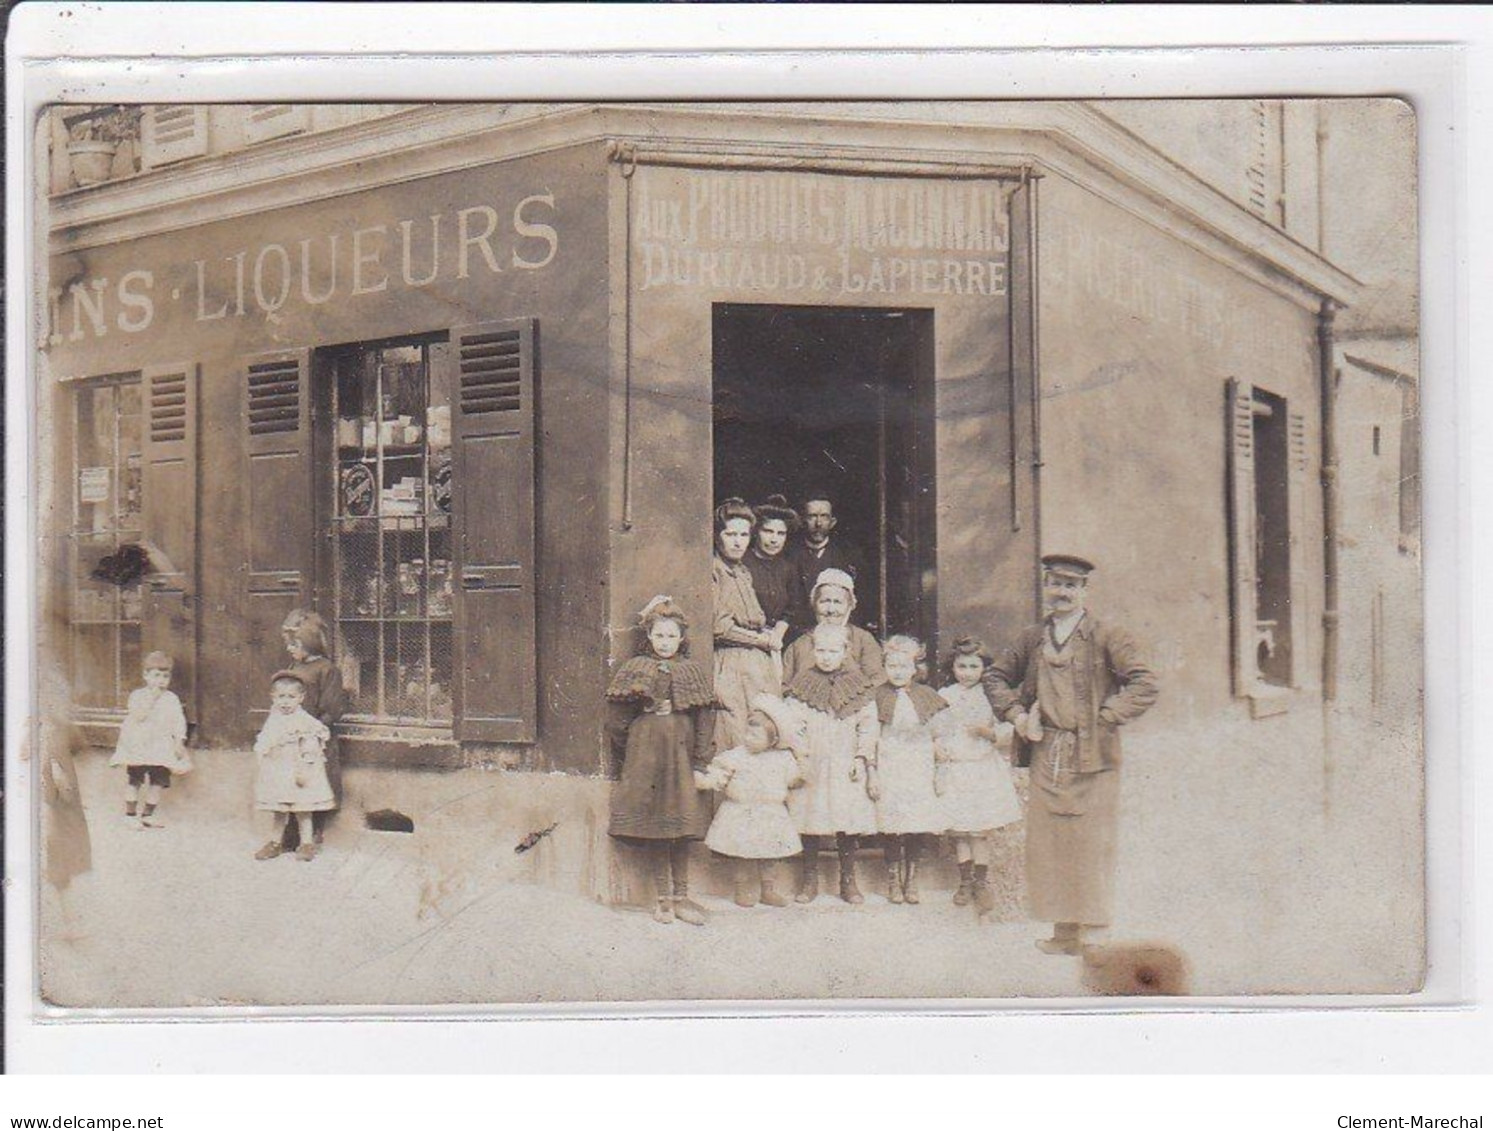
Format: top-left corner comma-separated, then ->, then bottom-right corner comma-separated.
983,554 -> 1160,955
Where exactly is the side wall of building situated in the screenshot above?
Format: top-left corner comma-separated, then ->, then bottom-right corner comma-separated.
1033,173 -> 1428,992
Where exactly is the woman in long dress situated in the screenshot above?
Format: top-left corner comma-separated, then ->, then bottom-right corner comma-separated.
712,498 -> 782,752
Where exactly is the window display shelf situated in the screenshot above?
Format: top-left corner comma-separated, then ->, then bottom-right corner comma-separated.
337,616 -> 454,624
334,514 -> 449,531
339,445 -> 424,459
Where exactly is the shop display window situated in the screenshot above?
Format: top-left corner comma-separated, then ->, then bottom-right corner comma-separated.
329,341 -> 454,725
70,377 -> 144,711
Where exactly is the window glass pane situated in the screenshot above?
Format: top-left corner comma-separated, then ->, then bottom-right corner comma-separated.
329,341 -> 451,727
120,580 -> 143,624
119,624 -> 142,699
73,624 -> 117,708
429,623 -> 454,722
337,622 -> 380,717
71,378 -> 144,716
117,388 -> 143,530
74,536 -> 119,623
76,385 -> 116,533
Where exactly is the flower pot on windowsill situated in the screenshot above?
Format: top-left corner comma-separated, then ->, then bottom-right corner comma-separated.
68,140 -> 118,188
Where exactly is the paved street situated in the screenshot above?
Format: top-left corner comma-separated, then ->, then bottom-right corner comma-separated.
42,753 -> 1087,1010
41,697 -> 1422,1010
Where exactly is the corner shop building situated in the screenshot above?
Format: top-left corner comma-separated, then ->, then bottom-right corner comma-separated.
42,104 -> 1360,904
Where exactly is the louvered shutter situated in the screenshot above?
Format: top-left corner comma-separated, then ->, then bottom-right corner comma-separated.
1245,100 -> 1284,226
243,349 -> 314,701
242,104 -> 311,145
1286,405 -> 1311,688
445,319 -> 538,743
140,106 -> 209,169
1226,378 -> 1260,697
141,363 -> 200,723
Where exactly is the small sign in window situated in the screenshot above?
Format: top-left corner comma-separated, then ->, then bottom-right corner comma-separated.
79,465 -> 111,504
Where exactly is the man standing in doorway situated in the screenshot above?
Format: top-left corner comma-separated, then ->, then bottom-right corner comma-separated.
790,493 -> 869,628
983,555 -> 1160,956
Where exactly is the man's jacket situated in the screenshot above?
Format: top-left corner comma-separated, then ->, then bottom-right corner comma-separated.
983,616 -> 1160,771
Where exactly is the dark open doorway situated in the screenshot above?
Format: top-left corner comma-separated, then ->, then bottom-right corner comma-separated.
712,303 -> 937,647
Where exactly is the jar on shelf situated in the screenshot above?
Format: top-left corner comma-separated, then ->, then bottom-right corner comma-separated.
428,559 -> 453,618
396,559 -> 424,617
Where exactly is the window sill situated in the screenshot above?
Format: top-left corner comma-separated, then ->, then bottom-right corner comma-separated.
339,728 -> 462,769
1247,684 -> 1296,719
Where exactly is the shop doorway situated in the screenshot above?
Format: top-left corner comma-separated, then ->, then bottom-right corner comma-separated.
712,304 -> 937,645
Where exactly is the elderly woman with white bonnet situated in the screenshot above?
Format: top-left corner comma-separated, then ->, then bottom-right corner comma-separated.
780,568 -> 885,689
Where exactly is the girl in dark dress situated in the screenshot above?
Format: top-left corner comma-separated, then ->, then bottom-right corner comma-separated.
278,610 -> 347,847
606,597 -> 717,926
744,495 -> 811,657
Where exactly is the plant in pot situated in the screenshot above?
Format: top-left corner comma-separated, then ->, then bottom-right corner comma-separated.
65,106 -> 142,188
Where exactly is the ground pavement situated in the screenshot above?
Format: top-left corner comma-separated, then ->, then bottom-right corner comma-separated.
40,755 -> 1089,1009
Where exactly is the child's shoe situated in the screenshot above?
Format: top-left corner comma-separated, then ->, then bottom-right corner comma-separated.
254,841 -> 283,861
733,865 -> 759,908
953,861 -> 975,906
1036,936 -> 1083,956
673,898 -> 709,926
795,856 -> 820,903
886,864 -> 904,904
759,876 -> 791,908
295,843 -> 318,862
973,879 -> 997,917
1037,924 -> 1084,955
839,863 -> 864,905
652,898 -> 675,924
902,861 -> 920,905
139,813 -> 165,830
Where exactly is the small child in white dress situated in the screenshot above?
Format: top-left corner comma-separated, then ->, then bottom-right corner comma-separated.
253,671 -> 334,862
872,635 -> 948,905
108,650 -> 192,829
697,695 -> 807,908
933,636 -> 1023,915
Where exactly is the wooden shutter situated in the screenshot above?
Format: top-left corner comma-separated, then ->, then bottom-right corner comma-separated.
141,363 -> 200,723
1246,100 -> 1284,226
242,104 -> 310,145
1226,378 -> 1260,697
446,318 -> 538,743
1286,405 -> 1311,688
243,349 -> 314,701
141,106 -> 209,169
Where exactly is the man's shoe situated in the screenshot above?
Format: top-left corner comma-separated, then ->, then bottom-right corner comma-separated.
1036,936 -> 1083,956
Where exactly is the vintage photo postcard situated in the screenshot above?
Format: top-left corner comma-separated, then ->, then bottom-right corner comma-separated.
31,98 -> 1423,1009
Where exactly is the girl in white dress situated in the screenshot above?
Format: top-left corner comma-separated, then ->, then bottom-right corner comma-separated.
697,694 -> 807,908
252,672 -> 334,862
109,650 -> 192,829
934,636 -> 1023,914
784,623 -> 880,904
873,636 -> 947,905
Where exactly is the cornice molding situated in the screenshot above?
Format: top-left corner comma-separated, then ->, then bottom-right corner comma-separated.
45,100 -> 1362,309
1342,352 -> 1416,387
47,103 -> 600,254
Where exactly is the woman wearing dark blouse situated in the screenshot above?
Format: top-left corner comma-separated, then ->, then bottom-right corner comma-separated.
743,495 -> 811,655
